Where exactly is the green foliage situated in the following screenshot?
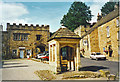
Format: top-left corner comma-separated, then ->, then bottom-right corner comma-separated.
101,2 -> 118,16
60,1 -> 92,31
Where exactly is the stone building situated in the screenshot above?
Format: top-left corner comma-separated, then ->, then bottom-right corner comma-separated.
2,23 -> 50,59
48,26 -> 81,73
74,25 -> 91,57
74,8 -> 119,61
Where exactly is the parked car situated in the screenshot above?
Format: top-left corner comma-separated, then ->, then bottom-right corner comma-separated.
40,53 -> 49,61
36,53 -> 44,59
43,51 -> 49,55
90,52 -> 106,60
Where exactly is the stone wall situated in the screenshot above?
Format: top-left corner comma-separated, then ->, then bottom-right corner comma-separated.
89,28 -> 100,52
98,17 -> 119,58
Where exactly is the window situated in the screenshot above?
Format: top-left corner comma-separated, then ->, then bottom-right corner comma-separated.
106,26 -> 110,37
12,50 -> 17,56
24,35 -> 28,40
62,47 -> 67,60
116,18 -> 119,26
13,34 -> 20,40
13,33 -> 28,41
26,49 -> 31,55
21,34 -> 24,41
83,40 -> 87,45
117,31 -> 119,40
36,35 -> 41,40
21,34 -> 28,41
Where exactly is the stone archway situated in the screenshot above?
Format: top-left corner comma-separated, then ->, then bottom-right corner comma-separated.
60,46 -> 75,72
36,44 -> 46,53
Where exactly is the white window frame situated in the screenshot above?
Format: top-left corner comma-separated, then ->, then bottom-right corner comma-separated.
83,40 -> 87,45
106,26 -> 110,37
116,18 -> 119,26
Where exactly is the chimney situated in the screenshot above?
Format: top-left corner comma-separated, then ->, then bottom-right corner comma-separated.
114,3 -> 118,10
97,13 -> 102,21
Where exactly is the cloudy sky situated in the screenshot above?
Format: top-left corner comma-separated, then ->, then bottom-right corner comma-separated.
0,0 -> 109,32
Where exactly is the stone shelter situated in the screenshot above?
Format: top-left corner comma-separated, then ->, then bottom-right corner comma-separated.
74,8 -> 119,60
2,23 -> 50,59
48,26 -> 81,73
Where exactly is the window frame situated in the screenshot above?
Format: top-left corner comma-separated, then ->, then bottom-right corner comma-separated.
116,18 -> 119,27
36,35 -> 41,41
13,33 -> 29,41
12,49 -> 17,56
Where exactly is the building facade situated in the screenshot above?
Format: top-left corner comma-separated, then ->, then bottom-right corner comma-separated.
2,23 -> 50,59
74,8 -> 119,61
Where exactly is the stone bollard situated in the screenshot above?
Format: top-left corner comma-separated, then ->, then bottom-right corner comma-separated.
107,74 -> 116,80
99,70 -> 110,77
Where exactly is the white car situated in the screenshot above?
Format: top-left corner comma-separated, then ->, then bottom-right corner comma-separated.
90,52 -> 106,60
36,54 -> 44,59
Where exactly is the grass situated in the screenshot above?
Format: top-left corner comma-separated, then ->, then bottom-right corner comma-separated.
34,70 -> 102,80
34,70 -> 56,80
62,71 -> 101,79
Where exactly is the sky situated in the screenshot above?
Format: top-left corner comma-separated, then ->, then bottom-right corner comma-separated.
0,0 -> 109,32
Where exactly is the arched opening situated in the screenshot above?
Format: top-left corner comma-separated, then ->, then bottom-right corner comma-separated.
60,46 -> 75,72
36,45 -> 45,53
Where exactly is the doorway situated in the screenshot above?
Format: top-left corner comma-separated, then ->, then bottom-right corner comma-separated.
36,45 -> 45,53
60,46 -> 75,72
20,50 -> 24,58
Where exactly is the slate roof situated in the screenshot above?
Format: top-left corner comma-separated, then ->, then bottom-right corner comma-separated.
81,8 -> 119,39
48,27 -> 81,41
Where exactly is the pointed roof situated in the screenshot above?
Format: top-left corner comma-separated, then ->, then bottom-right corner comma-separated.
48,27 -> 80,42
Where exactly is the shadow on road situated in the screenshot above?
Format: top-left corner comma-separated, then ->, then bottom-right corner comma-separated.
2,65 -> 28,69
79,66 -> 109,72
3,63 -> 22,65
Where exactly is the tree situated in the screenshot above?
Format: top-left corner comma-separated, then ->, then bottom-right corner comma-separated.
101,2 -> 118,16
60,1 -> 92,31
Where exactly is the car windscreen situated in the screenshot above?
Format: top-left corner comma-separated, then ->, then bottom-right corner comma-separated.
96,53 -> 101,55
46,53 -> 49,56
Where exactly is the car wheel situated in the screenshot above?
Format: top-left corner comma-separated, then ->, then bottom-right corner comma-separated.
40,58 -> 42,62
44,58 -> 48,61
96,58 -> 99,61
90,57 -> 93,60
104,58 -> 106,60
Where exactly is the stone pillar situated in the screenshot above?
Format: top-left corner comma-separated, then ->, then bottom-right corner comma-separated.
56,42 -> 61,73
76,43 -> 81,71
52,44 -> 54,62
49,44 -> 51,63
